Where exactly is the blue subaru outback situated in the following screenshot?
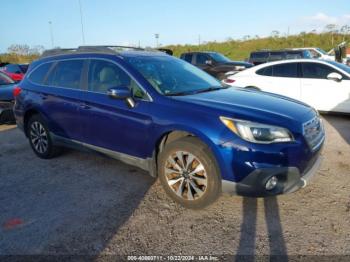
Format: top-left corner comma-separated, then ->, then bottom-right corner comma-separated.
13,46 -> 325,209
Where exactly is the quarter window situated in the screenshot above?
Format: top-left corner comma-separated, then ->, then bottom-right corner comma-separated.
29,63 -> 53,85
47,60 -> 84,89
301,63 -> 337,79
256,66 -> 273,76
88,60 -> 147,99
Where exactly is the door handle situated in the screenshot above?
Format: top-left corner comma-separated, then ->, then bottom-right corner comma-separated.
79,103 -> 91,110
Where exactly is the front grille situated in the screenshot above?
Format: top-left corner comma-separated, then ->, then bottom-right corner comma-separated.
303,116 -> 325,152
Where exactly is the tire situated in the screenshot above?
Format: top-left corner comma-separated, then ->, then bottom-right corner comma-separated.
26,114 -> 62,159
158,137 -> 221,209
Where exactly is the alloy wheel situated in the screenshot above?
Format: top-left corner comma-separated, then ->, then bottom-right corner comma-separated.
30,121 -> 48,154
164,151 -> 208,200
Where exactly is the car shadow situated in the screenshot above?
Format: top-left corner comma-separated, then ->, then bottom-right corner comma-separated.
236,197 -> 288,260
0,131 -> 155,255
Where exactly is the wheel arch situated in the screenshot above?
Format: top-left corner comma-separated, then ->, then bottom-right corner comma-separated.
151,127 -> 223,179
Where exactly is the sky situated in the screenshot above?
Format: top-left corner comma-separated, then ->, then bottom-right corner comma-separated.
0,0 -> 349,52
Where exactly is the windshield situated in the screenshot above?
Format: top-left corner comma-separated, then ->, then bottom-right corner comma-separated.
316,48 -> 327,55
327,61 -> 350,74
124,56 -> 222,95
19,64 -> 29,73
208,53 -> 231,63
0,72 -> 14,85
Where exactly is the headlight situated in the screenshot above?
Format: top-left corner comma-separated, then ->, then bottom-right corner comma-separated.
220,117 -> 294,144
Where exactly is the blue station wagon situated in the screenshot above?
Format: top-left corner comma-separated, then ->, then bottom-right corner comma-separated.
13,46 -> 325,209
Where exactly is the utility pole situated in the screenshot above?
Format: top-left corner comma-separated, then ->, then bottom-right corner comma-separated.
48,21 -> 54,48
155,34 -> 159,48
78,0 -> 86,45
198,35 -> 201,46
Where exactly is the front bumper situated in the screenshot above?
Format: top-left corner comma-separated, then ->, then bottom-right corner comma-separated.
222,154 -> 323,197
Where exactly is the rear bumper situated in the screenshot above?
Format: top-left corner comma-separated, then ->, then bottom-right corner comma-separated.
0,101 -> 15,124
222,155 -> 323,197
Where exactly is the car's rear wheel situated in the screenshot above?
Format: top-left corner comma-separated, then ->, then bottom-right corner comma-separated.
158,137 -> 221,209
27,115 -> 61,159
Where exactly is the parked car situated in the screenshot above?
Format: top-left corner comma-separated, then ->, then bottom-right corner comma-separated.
224,59 -> 350,114
248,49 -> 312,65
0,71 -> 16,123
14,46 -> 324,209
290,48 -> 335,61
0,63 -> 29,82
180,51 -> 253,80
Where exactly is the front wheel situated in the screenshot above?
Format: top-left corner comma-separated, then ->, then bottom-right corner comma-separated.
27,114 -> 62,159
158,137 -> 221,209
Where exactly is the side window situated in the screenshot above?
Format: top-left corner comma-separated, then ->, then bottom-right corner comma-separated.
29,63 -> 53,85
47,60 -> 84,89
196,54 -> 208,65
88,60 -> 147,99
256,66 -> 273,76
273,63 -> 298,78
301,63 -> 336,79
183,54 -> 193,63
6,64 -> 21,74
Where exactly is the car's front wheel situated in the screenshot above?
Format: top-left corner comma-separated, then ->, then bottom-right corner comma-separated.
158,137 -> 221,209
27,114 -> 61,159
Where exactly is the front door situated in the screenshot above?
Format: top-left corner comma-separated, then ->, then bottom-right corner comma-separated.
300,62 -> 350,113
79,59 -> 153,159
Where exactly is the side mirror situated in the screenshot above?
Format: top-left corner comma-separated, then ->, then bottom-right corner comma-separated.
107,86 -> 135,108
327,72 -> 342,82
205,60 -> 213,66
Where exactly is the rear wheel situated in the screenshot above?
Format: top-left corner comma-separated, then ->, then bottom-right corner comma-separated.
158,137 -> 221,209
27,115 -> 61,159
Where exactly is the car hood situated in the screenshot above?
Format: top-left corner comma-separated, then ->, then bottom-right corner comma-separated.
172,87 -> 315,127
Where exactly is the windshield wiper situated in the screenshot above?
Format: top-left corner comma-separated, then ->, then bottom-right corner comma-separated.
192,86 -> 229,94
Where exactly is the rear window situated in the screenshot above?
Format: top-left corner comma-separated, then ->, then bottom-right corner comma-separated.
47,60 -> 84,89
256,66 -> 273,76
268,52 -> 285,61
250,52 -> 269,59
28,63 -> 53,85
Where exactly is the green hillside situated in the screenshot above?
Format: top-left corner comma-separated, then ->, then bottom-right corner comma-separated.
166,32 -> 349,60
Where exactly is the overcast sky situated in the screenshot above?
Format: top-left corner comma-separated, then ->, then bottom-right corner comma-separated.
0,0 -> 349,52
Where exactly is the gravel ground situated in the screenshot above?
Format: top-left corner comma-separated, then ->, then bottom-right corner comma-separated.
0,115 -> 349,258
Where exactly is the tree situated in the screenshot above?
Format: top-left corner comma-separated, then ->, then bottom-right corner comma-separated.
325,24 -> 338,46
271,30 -> 280,38
340,25 -> 350,41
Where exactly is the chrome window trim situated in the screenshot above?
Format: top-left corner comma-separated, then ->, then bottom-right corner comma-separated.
26,57 -> 153,102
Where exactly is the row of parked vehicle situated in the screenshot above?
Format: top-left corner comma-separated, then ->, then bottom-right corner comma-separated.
9,45 -> 326,209
178,47 -> 350,114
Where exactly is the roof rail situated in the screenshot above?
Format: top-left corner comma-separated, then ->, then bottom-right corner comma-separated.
40,45 -> 146,58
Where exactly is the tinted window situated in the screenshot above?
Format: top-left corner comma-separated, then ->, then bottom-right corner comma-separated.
47,60 -> 83,89
196,54 -> 208,65
268,52 -> 285,61
6,64 -> 21,74
19,64 -> 29,73
251,52 -> 269,59
301,63 -> 336,79
0,72 -> 14,85
29,63 -> 53,85
273,63 -> 298,78
88,60 -> 146,99
285,51 -> 303,59
183,54 -> 193,63
256,66 -> 273,76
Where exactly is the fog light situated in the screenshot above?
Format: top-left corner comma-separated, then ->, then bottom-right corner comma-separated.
265,176 -> 278,190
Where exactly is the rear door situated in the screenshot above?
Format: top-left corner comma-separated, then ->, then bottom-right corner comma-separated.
79,58 -> 153,159
300,62 -> 350,112
42,59 -> 86,141
254,62 -> 301,100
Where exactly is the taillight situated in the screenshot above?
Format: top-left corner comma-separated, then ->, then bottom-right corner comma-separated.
13,86 -> 22,97
224,79 -> 236,84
